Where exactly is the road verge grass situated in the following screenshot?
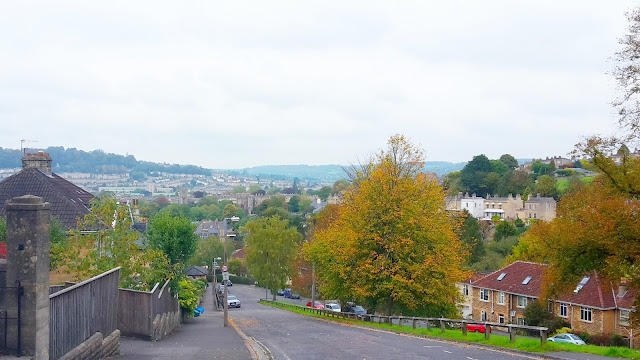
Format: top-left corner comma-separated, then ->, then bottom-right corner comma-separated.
259,300 -> 640,359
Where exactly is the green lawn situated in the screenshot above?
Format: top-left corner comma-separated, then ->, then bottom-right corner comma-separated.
557,176 -> 594,193
260,300 -> 640,359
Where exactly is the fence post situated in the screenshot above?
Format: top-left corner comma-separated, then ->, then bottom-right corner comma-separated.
412,317 -> 417,329
425,319 -> 430,329
440,319 -> 445,333
388,316 -> 393,326
509,325 -> 516,343
378,316 -> 383,325
462,321 -> 467,336
540,329 -> 547,344
484,322 -> 490,339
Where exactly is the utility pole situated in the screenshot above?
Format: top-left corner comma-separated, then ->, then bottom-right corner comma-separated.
223,264 -> 229,326
311,263 -> 315,306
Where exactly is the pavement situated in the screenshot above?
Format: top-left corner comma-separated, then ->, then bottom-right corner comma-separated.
119,283 -> 252,360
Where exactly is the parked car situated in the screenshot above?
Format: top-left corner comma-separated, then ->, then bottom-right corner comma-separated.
325,303 -> 341,312
344,305 -> 367,314
466,324 -> 491,333
227,295 -> 241,308
306,301 -> 324,309
548,333 -> 586,345
277,289 -> 286,296
289,293 -> 301,299
222,279 -> 233,286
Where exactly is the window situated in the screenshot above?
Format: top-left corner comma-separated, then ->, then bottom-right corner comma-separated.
580,307 -> 592,322
463,284 -> 469,296
522,276 -> 532,285
498,292 -> 505,305
517,317 -> 525,325
498,203 -> 503,209
528,204 -> 531,210
497,273 -> 506,281
534,213 -> 537,219
560,303 -> 568,318
499,314 -> 505,324
517,296 -> 527,308
481,310 -> 487,321
480,288 -> 489,301
574,276 -> 590,293
621,310 -> 630,326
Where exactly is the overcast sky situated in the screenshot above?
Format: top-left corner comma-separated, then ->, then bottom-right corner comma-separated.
0,1 -> 636,168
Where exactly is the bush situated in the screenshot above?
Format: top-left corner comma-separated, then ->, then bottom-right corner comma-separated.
610,334 -> 629,347
177,277 -> 206,318
588,334 -> 610,346
215,274 -> 255,285
579,331 -> 591,344
541,316 -> 570,334
553,327 -> 573,335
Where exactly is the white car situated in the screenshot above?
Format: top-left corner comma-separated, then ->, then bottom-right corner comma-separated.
227,295 -> 241,308
325,303 -> 341,312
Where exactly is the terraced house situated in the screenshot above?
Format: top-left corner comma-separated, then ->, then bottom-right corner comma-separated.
469,261 -> 638,346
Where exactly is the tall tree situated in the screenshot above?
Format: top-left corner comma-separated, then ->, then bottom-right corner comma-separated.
305,135 -> 467,316
461,154 -> 492,196
499,154 -> 519,170
244,216 -> 301,300
457,211 -> 485,265
534,175 -> 558,198
148,212 -> 199,265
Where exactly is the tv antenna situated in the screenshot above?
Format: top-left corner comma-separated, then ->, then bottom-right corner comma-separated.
20,139 -> 38,154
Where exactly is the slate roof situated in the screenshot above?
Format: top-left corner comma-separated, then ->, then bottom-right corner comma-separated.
472,261 -> 622,310
184,265 -> 208,277
0,167 -> 95,229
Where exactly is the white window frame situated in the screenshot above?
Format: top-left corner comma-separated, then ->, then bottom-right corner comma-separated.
580,307 -> 592,323
463,284 -> 469,296
559,303 -> 568,318
517,317 -> 525,325
480,288 -> 489,302
498,292 -> 505,305
621,309 -> 630,326
481,310 -> 487,321
499,314 -> 505,324
517,296 -> 527,308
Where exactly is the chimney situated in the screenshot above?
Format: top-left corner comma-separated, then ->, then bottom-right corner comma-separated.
619,278 -> 629,296
22,151 -> 52,175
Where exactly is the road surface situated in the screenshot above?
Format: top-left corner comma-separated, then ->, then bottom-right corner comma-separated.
227,284 -> 546,360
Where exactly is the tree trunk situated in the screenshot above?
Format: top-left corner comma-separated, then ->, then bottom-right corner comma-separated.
273,293 -> 276,301
385,296 -> 394,316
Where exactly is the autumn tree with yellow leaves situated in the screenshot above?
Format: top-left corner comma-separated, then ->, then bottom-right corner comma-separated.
304,135 -> 468,316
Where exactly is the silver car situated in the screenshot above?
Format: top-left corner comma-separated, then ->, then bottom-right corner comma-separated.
548,333 -> 586,345
227,295 -> 241,308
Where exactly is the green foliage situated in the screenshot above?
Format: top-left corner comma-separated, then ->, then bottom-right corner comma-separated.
470,235 -> 519,271
461,154 -> 493,196
523,301 -> 549,326
228,258 -> 247,276
288,195 -> 300,212
187,235 -> 225,267
248,184 -> 263,193
148,212 -> 199,265
176,276 -> 205,317
0,217 -> 6,243
494,221 -> 518,241
233,185 -> 246,193
499,154 -> 519,170
244,216 -> 301,299
49,218 -> 68,269
64,196 -> 174,290
490,160 -> 509,175
223,203 -> 240,219
308,186 -> 331,200
534,175 -> 558,198
457,211 -> 485,265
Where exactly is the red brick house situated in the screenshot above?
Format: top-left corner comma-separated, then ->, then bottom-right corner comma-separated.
470,261 -> 637,345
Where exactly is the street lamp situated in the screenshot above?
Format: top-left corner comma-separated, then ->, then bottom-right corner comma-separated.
223,216 -> 239,327
213,257 -> 222,309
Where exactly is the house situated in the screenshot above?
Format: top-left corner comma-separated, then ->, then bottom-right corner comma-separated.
460,193 -> 486,219
481,194 -> 523,221
184,265 -> 208,280
194,220 -> 230,239
515,195 -> 556,222
0,152 -> 95,229
457,272 -> 489,319
470,261 -> 637,345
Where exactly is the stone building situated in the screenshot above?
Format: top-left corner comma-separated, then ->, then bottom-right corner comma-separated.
515,195 -> 556,222
0,152 -> 95,229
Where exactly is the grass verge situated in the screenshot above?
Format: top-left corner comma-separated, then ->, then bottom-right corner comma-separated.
260,300 -> 640,359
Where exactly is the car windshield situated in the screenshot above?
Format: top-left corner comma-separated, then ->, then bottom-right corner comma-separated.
228,296 -> 237,300
354,306 -> 365,312
567,334 -> 581,340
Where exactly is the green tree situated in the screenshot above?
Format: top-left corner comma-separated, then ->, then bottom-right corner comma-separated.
499,154 -> 519,170
244,216 -> 301,300
148,212 -> 199,265
483,172 -> 501,195
331,179 -> 349,194
305,135 -> 467,316
233,185 -> 246,193
0,217 -> 5,243
223,204 -> 240,219
288,195 -> 300,213
490,160 -> 509,175
249,184 -> 263,193
457,211 -> 485,265
494,221 -> 518,241
64,196 -> 173,290
461,154 -> 492,196
188,235 -> 224,267
534,175 -> 558,198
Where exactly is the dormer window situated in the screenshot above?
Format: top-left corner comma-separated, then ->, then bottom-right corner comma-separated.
522,276 -> 532,285
497,273 -> 506,281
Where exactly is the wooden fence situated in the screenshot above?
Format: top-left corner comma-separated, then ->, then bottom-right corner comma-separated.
118,280 -> 181,340
266,300 -> 549,344
49,267 -> 120,360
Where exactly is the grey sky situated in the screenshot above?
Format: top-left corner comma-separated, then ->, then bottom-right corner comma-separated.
0,1 -> 635,168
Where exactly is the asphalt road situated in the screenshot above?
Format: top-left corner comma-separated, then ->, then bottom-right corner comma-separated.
228,284 -> 546,360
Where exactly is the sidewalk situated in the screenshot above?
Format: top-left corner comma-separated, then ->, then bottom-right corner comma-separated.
119,283 -> 251,360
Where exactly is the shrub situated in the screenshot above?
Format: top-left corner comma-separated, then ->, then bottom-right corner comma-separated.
541,316 -> 570,334
177,277 -> 205,318
553,327 -> 573,335
588,334 -> 610,346
610,334 -> 629,347
579,331 -> 591,343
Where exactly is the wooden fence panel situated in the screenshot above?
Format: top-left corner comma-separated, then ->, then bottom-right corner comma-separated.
49,267 -> 120,360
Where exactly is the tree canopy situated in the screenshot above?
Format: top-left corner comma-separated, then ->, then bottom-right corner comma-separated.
148,212 -> 199,265
305,135 -> 467,316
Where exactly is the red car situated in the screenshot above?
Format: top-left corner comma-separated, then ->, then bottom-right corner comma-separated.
466,324 -> 491,333
306,301 -> 324,309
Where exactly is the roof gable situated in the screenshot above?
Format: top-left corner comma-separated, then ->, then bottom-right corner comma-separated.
0,168 -> 95,228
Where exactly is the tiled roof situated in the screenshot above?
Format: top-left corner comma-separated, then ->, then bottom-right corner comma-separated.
615,287 -> 637,310
230,248 -> 245,260
0,168 -> 95,229
184,265 -> 208,277
472,261 -> 621,309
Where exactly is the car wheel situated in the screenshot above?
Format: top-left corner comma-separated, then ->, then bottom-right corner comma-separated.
475,329 -> 479,333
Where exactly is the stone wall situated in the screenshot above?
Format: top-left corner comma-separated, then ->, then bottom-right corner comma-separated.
58,329 -> 120,360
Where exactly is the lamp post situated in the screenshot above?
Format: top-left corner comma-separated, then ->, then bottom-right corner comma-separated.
213,257 -> 222,309
222,216 -> 239,327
